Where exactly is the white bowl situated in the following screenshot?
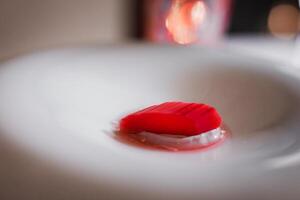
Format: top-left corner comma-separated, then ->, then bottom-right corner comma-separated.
0,45 -> 300,199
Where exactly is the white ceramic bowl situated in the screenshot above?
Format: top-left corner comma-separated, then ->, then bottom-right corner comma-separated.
0,45 -> 300,200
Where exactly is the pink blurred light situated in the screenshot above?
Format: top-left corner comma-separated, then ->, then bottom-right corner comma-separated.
165,0 -> 207,44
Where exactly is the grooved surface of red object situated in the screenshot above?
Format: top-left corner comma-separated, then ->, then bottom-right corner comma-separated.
120,102 -> 222,136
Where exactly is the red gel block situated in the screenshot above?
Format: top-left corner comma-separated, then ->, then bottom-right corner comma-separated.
120,102 -> 222,136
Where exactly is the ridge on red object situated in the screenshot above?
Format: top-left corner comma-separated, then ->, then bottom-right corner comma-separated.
119,102 -> 222,136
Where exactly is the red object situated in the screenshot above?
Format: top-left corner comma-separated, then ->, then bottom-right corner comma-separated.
120,102 -> 222,136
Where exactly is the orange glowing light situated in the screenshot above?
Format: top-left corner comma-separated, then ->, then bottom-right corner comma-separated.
268,4 -> 299,39
191,1 -> 206,26
165,0 -> 207,44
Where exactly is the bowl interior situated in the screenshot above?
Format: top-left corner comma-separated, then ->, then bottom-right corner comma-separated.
0,46 -> 300,199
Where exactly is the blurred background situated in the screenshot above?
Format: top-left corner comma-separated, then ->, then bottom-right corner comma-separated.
0,0 -> 299,60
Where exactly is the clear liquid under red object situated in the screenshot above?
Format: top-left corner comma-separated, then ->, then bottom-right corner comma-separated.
115,125 -> 229,152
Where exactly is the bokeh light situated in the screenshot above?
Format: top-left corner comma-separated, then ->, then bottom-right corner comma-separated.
268,4 -> 299,39
165,0 -> 207,44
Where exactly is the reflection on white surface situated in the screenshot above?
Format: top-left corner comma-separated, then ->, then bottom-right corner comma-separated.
293,36 -> 300,68
266,152 -> 300,169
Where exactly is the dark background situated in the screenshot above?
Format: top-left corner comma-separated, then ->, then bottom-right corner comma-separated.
229,0 -> 299,33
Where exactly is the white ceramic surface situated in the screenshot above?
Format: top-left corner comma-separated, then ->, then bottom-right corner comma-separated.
0,45 -> 300,199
